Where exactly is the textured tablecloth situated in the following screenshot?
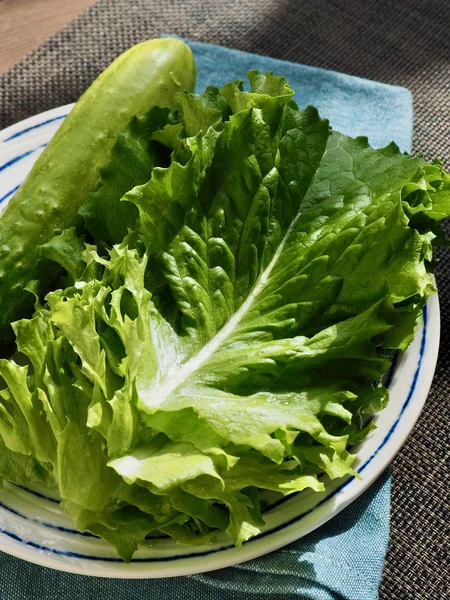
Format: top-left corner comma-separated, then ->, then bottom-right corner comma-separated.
0,2 -> 449,598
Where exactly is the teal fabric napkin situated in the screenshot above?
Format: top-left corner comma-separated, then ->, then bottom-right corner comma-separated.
0,40 -> 412,599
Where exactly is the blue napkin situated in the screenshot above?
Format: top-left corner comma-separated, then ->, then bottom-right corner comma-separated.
0,40 -> 412,600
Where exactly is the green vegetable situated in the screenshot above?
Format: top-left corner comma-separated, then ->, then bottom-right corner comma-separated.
0,38 -> 196,355
0,70 -> 449,561
78,106 -> 174,246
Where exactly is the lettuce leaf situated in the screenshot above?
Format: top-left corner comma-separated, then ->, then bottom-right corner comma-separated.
79,107 -> 173,244
1,71 -> 449,560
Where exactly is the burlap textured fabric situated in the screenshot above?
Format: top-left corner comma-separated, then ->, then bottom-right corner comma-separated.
0,2 -> 449,598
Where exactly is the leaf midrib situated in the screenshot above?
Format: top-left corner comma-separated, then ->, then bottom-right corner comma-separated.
140,188 -> 307,410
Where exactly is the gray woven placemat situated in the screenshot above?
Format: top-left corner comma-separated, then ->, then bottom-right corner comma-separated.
0,1 -> 449,598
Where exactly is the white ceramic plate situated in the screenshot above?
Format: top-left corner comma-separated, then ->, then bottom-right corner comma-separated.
0,106 -> 441,578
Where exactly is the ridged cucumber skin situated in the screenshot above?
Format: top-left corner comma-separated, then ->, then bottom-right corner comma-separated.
0,38 -> 196,355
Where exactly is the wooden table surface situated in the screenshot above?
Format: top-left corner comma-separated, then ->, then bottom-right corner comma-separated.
0,0 -> 97,74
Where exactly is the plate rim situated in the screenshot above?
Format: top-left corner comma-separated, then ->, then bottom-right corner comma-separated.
0,104 -> 74,145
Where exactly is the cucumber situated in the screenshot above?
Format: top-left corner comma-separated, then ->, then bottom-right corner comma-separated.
0,38 -> 196,355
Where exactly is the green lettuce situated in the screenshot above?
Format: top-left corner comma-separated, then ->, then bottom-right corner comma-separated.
0,71 -> 449,560
79,107 -> 174,245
